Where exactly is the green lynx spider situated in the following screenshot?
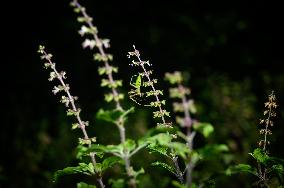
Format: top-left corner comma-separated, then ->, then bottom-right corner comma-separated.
128,73 -> 144,105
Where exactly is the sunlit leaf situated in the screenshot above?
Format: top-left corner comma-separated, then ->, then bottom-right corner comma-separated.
193,122 -> 214,138
249,148 -> 269,164
53,163 -> 94,182
77,182 -> 97,188
225,164 -> 257,176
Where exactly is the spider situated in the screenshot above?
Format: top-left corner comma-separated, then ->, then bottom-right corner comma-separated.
128,74 -> 145,105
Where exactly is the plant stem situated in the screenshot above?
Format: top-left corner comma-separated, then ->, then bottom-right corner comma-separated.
173,156 -> 184,184
179,84 -> 195,187
140,63 -> 166,124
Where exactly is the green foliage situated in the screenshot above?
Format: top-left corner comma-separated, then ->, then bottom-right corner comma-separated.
109,179 -> 125,188
96,107 -> 134,123
198,144 -> 229,160
77,182 -> 97,188
36,1 -> 284,188
193,122 -> 214,138
249,148 -> 269,164
225,164 -> 257,176
225,92 -> 284,187
53,163 -> 95,182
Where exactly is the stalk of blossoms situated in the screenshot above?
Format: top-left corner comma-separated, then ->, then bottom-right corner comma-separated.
38,45 -> 105,188
127,46 -> 186,183
165,71 -> 197,187
127,45 -> 172,128
257,91 -> 277,183
70,1 -> 139,187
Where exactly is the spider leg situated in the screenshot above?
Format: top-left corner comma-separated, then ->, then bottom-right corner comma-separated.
129,74 -> 138,88
128,90 -> 142,105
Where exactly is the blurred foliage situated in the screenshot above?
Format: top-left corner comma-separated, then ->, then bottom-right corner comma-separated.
2,0 -> 284,187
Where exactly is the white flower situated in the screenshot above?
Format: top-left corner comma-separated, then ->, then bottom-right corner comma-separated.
82,39 -> 96,49
78,25 -> 89,36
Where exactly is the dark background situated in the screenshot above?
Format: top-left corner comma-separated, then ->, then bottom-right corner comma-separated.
1,0 -> 284,187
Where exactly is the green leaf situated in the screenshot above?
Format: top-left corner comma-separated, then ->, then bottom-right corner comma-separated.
170,142 -> 190,159
147,144 -> 169,157
102,157 -> 122,172
96,109 -> 122,123
120,107 -> 135,120
193,122 -> 214,138
77,182 -> 97,188
152,161 -> 176,176
133,168 -> 145,178
225,164 -> 257,176
103,145 -> 124,156
109,179 -> 125,188
198,144 -> 229,159
271,164 -> 284,176
147,133 -> 172,146
96,107 -> 134,123
123,139 -> 136,153
172,180 -> 187,188
93,163 -> 102,173
76,145 -> 105,160
53,163 -> 93,182
249,148 -> 269,164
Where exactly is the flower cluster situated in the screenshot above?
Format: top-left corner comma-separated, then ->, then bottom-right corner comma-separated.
165,71 -> 197,128
259,91 -> 277,151
70,0 -> 124,110
38,45 -> 95,144
127,45 -> 172,128
38,45 -> 106,186
69,1 -> 141,187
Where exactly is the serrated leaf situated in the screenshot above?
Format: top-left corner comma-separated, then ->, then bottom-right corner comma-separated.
147,144 -> 169,157
102,157 -> 122,172
77,182 -> 97,188
249,148 -> 269,164
53,164 -> 92,182
193,122 -> 214,138
225,164 -> 257,176
152,161 -> 176,176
